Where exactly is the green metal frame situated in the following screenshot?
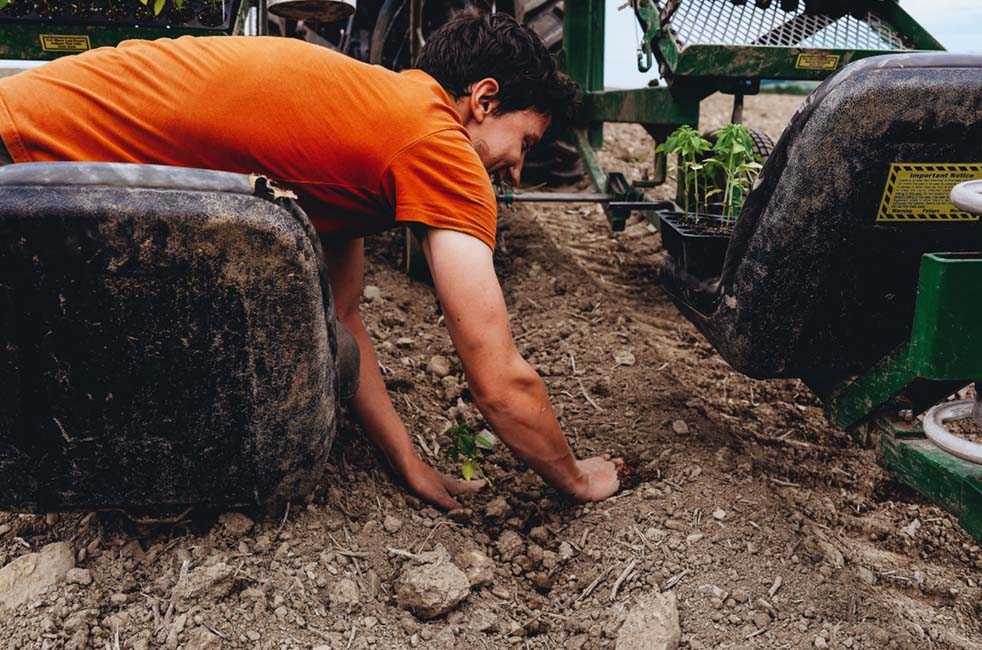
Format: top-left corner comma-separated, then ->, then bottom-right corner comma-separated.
822,254 -> 982,542
827,253 -> 982,430
0,23 -> 239,60
877,417 -> 982,542
562,0 -> 946,201
653,3 -> 943,84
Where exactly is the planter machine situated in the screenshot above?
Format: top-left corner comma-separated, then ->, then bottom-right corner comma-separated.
507,1 -> 982,541
2,0 -> 982,544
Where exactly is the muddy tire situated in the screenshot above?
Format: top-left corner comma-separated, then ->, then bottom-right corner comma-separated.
516,0 -> 585,186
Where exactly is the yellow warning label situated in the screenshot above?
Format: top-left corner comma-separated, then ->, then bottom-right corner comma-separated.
877,163 -> 982,222
39,34 -> 91,52
795,53 -> 840,71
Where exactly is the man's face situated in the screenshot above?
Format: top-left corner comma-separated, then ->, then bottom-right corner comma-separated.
466,107 -> 551,186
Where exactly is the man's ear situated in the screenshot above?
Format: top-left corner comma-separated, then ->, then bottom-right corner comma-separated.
469,77 -> 500,123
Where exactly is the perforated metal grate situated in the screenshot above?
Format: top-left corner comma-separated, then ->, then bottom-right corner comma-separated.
667,0 -> 913,51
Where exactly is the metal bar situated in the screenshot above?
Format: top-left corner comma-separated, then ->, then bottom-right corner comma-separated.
878,426 -> 982,543
581,87 -> 699,124
572,128 -> 607,193
259,0 -> 268,35
671,44 -> 914,81
878,2 -> 945,51
500,191 -> 614,203
563,0 -> 604,147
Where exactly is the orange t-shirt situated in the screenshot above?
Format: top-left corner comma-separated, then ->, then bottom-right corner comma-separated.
0,36 -> 498,249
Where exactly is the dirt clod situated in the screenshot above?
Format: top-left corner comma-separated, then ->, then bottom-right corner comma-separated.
395,544 -> 471,619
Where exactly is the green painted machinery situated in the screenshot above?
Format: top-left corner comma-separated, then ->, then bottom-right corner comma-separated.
561,0 -> 945,228
554,6 -> 981,541
0,0 -> 253,61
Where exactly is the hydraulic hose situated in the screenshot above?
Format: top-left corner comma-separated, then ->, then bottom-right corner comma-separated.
923,400 -> 982,465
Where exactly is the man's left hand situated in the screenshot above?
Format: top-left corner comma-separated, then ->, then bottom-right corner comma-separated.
403,457 -> 486,510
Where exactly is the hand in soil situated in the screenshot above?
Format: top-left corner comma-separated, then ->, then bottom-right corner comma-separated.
568,456 -> 623,502
405,459 -> 486,510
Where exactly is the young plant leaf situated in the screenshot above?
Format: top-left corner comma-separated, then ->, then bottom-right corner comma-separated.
153,0 -> 165,14
475,435 -> 494,450
461,460 -> 477,481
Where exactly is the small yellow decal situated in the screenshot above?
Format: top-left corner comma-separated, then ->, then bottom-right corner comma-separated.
877,163 -> 982,222
795,53 -> 840,71
39,34 -> 91,52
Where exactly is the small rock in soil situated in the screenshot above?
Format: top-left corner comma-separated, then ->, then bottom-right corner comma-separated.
217,512 -> 254,536
484,497 -> 510,519
185,626 -> 222,650
329,577 -> 361,612
395,544 -> 471,620
363,285 -> 382,302
120,539 -> 145,562
427,355 -> 451,378
614,350 -> 636,366
528,526 -> 550,545
0,541 -> 75,610
66,567 -> 93,586
615,590 -> 681,650
712,509 -> 727,521
173,562 -> 235,606
383,515 -> 404,533
496,530 -> 524,562
447,509 -> 471,525
671,420 -> 689,435
469,608 -> 499,632
558,541 -> 575,562
455,549 -> 495,588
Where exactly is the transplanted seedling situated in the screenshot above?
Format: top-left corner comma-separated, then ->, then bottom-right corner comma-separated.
444,422 -> 494,482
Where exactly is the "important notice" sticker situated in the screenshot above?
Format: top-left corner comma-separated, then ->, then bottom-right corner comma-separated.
39,34 -> 91,52
877,163 -> 982,222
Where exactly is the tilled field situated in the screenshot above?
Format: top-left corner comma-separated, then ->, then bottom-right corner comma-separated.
1,94 -> 980,650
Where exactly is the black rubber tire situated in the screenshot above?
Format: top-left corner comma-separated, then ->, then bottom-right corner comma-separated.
515,0 -> 585,187
516,0 -> 564,52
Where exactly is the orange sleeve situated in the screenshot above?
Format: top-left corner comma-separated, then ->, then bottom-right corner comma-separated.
381,129 -> 498,250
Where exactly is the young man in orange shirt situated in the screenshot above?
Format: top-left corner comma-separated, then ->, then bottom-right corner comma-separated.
0,12 -> 621,509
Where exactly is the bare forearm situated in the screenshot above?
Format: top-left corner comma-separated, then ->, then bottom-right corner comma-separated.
341,313 -> 421,475
470,358 -> 583,493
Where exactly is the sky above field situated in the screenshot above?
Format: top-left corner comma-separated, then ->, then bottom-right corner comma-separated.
603,0 -> 981,87
0,0 -> 978,76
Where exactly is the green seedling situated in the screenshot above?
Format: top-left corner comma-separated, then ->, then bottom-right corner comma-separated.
704,123 -> 764,223
444,422 -> 494,482
657,125 -> 713,218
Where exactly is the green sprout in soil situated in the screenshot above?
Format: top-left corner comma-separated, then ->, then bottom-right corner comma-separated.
444,422 -> 494,482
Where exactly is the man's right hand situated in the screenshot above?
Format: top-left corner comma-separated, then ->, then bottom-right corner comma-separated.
567,456 -> 623,502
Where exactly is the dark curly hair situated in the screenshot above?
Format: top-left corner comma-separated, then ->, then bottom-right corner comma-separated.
415,10 -> 578,139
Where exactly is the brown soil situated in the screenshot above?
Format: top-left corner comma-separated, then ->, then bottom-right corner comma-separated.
2,93 -> 981,649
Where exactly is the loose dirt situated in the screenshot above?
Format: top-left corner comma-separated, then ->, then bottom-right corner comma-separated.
1,93 -> 980,649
